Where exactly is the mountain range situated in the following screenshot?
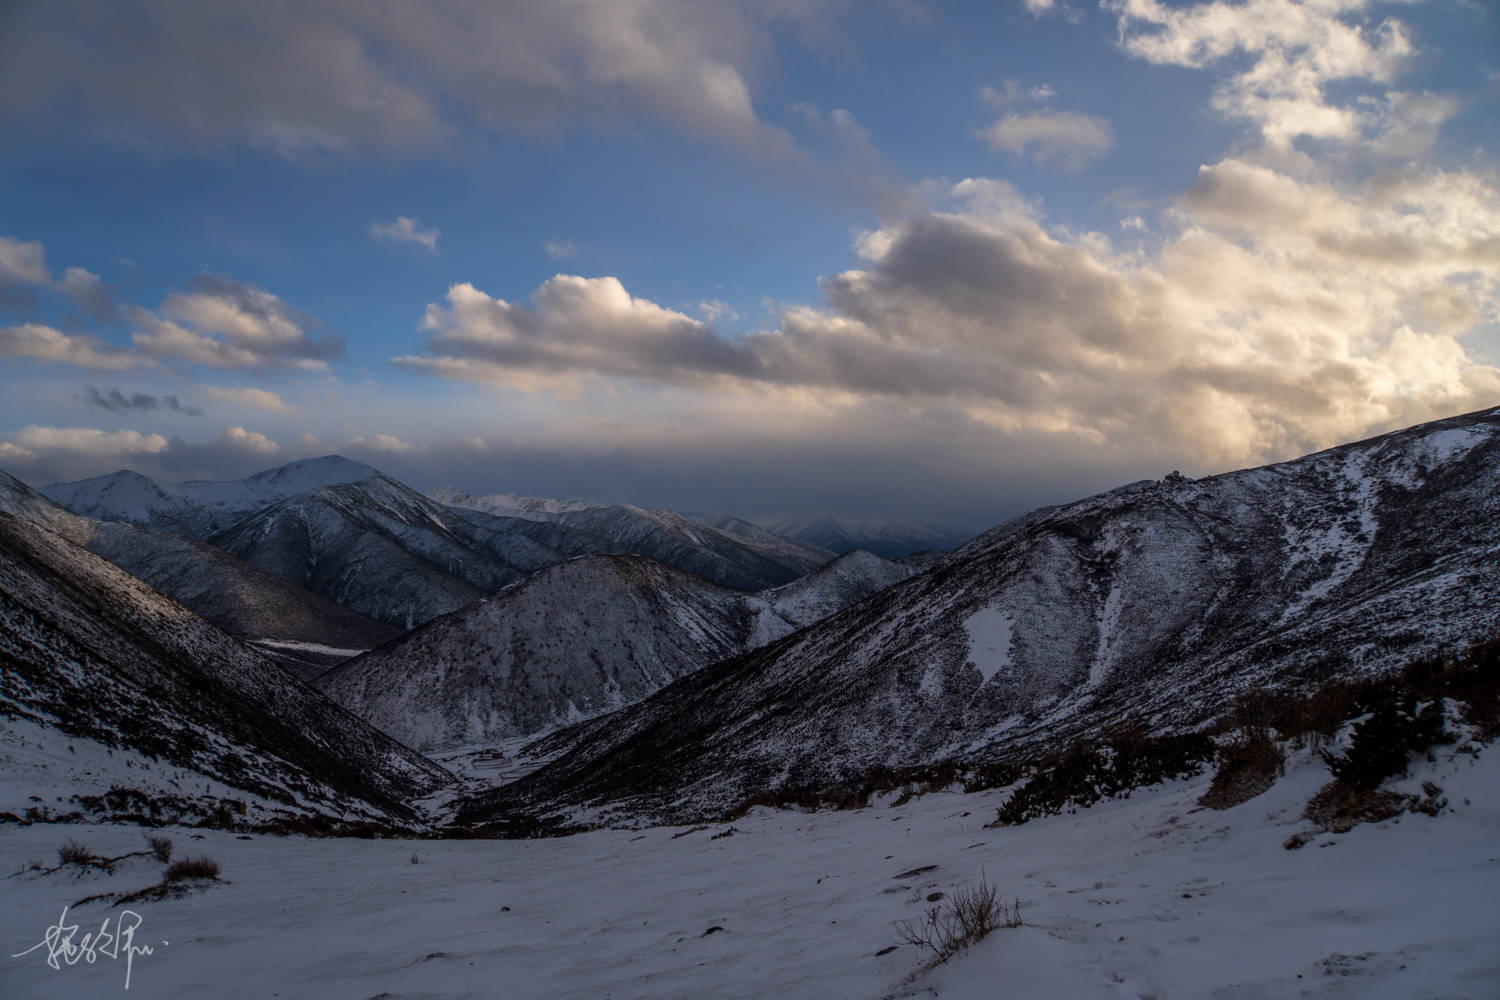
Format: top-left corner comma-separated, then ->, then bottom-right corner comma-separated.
458,407 -> 1500,826
3,407 -> 1496,834
43,461 -> 848,631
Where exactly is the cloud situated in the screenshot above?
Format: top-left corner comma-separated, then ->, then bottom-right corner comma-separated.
0,426 -> 170,463
0,422 -> 289,484
80,386 -> 203,416
697,299 -> 739,322
131,275 -> 342,370
349,432 -> 417,454
219,426 -> 279,456
0,236 -> 51,311
396,275 -> 759,386
370,216 -> 439,253
1120,215 -> 1146,231
976,110 -> 1115,171
0,0 -> 820,160
396,159 -> 1500,468
201,386 -> 292,413
0,323 -> 143,370
1108,0 -> 1419,151
58,267 -> 115,318
543,238 -> 576,260
979,80 -> 1055,108
1022,0 -> 1082,23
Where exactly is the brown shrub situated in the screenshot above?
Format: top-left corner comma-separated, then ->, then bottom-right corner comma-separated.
164,857 -> 220,882
1198,730 -> 1283,810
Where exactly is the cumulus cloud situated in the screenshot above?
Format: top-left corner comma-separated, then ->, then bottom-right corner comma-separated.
1108,0 -> 1422,151
398,160 -> 1500,467
370,216 -> 439,253
80,386 -> 202,416
0,426 -> 170,463
976,109 -> 1115,171
201,386 -> 292,412
0,0 -> 820,159
219,426 -> 279,456
543,238 -> 577,261
0,424 -> 287,483
0,323 -> 143,370
395,276 -> 759,387
130,275 -> 342,370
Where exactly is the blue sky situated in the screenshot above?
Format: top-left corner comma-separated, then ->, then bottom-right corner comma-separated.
1,0 -> 1497,527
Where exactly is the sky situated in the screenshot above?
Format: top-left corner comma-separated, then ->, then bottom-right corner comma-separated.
0,0 -> 1497,530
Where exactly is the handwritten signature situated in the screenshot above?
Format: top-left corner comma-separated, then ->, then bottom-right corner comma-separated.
11,906 -> 167,990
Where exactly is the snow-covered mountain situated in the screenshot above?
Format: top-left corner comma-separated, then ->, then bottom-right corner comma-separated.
755,515 -> 973,559
434,491 -> 837,590
317,549 -> 915,751
463,407 -> 1500,825
427,485 -> 606,518
41,458 -> 841,631
0,509 -> 451,828
203,473 -> 535,628
41,455 -> 379,536
0,470 -> 398,676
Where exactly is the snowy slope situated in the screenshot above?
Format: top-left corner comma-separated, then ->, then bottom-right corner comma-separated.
468,407 -> 1500,824
2,739 -> 1494,998
0,470 -> 397,677
317,550 -> 914,751
0,511 -> 452,827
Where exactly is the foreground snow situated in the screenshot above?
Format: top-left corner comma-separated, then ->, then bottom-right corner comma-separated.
3,745 -> 1494,999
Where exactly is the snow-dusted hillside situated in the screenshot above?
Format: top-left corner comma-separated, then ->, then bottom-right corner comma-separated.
0,470 -> 397,677
467,408 -> 1500,825
0,511 -> 452,827
318,550 -> 914,751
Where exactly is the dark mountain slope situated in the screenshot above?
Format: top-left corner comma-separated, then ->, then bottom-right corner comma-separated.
0,512 -> 452,825
0,470 -> 397,676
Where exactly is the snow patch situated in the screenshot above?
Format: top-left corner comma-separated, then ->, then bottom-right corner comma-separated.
964,605 -> 1014,684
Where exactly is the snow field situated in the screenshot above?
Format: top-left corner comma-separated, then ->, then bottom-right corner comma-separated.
3,743 -> 1495,999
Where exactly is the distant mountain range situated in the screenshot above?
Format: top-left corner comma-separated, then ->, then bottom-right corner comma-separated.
460,407 -> 1500,826
40,459 -> 856,632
